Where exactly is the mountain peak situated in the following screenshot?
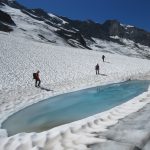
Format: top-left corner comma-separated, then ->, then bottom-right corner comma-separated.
0,0 -> 15,2
1,0 -> 150,49
102,19 -> 120,27
0,0 -> 16,7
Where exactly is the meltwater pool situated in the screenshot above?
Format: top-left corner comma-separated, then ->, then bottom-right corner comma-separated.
2,80 -> 150,136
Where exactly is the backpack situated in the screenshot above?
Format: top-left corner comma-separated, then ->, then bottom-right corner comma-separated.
33,73 -> 37,79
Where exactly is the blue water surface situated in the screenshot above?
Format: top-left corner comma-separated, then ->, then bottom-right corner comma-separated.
2,80 -> 150,136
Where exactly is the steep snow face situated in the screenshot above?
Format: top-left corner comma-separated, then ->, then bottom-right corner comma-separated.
48,13 -> 68,25
0,4 -> 68,45
0,2 -> 87,48
120,23 -> 134,29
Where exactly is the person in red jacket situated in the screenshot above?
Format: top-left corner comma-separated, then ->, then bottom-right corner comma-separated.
35,70 -> 41,87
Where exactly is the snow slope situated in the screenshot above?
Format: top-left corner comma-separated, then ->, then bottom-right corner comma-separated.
0,4 -> 67,45
1,31 -> 150,149
90,37 -> 150,59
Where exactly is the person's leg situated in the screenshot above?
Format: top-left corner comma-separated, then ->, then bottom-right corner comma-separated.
98,70 -> 100,74
96,70 -> 98,75
38,80 -> 41,87
35,80 -> 37,87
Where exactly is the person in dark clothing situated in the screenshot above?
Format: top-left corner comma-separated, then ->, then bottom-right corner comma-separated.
102,55 -> 105,62
95,64 -> 100,75
35,70 -> 41,87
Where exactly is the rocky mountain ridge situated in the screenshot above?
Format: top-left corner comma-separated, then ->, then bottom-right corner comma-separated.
0,0 -> 150,57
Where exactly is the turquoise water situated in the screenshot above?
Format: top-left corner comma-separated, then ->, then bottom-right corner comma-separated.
2,80 -> 150,136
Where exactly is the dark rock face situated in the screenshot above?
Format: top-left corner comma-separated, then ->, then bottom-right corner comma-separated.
31,9 -> 59,24
101,20 -> 150,46
56,29 -> 89,49
61,18 -> 150,47
102,20 -> 123,36
0,10 -> 15,25
0,22 -> 13,32
61,17 -> 108,40
0,10 -> 15,32
127,28 -> 150,46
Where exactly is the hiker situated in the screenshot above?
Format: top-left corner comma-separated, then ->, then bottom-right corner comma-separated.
95,64 -> 100,75
33,70 -> 41,87
102,55 -> 105,62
